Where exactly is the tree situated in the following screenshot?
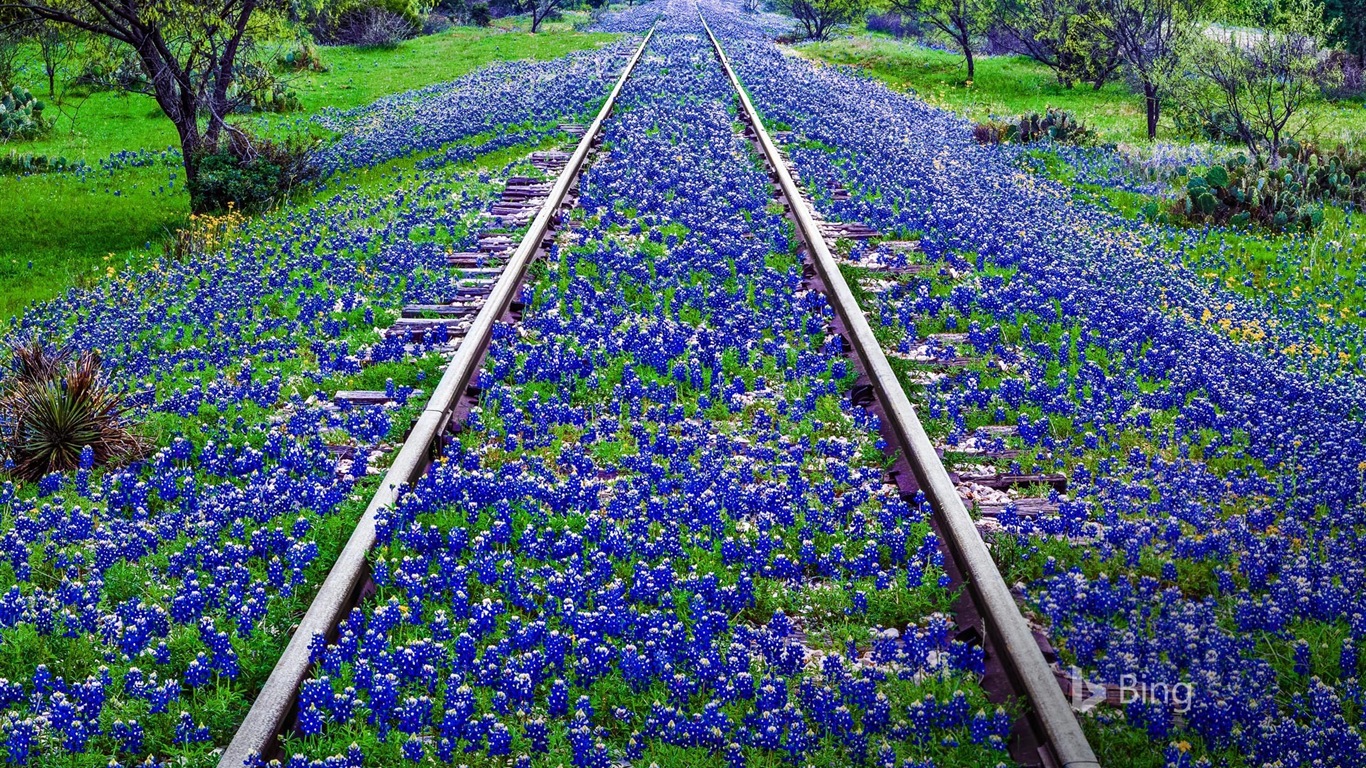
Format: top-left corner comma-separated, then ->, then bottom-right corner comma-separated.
995,0 -> 1121,87
892,0 -> 996,79
1089,0 -> 1207,139
1176,0 -> 1337,161
513,0 -> 564,32
0,8 -> 29,86
775,0 -> 874,40
4,0 -> 280,211
33,20 -> 75,98
1323,0 -> 1365,66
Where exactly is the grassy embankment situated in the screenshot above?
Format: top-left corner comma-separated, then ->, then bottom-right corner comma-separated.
797,34 -> 1366,145
0,25 -> 615,318
800,33 -> 1366,345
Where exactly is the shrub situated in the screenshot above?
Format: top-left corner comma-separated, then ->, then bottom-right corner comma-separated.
279,41 -> 328,72
0,85 -> 51,142
1169,141 -> 1366,232
972,108 -> 1097,146
188,131 -> 320,213
470,3 -> 492,24
866,12 -> 920,37
1173,106 -> 1241,144
972,119 -> 1012,144
0,342 -> 146,481
1324,50 -> 1366,100
70,52 -> 149,94
231,62 -> 303,113
0,149 -> 83,175
342,7 -> 416,47
312,0 -> 425,45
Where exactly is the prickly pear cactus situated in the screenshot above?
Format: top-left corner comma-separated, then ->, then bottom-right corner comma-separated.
1173,140 -> 1366,233
0,85 -> 50,142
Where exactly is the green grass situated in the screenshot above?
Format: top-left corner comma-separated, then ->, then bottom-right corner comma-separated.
795,37 -> 1158,143
0,25 -> 617,319
795,35 -> 1366,147
1025,145 -> 1366,351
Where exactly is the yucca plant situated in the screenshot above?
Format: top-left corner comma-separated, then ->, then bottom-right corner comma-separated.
1,342 -> 146,481
7,339 -> 70,384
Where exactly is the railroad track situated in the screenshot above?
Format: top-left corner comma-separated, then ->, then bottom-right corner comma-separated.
215,27 -> 656,768
218,16 -> 1098,768
697,13 -> 1097,768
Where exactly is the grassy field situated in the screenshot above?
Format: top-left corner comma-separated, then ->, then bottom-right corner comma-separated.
0,25 -> 616,319
799,31 -> 1366,356
796,35 -> 1366,146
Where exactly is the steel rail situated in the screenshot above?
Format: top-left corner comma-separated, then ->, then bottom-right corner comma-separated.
215,26 -> 656,768
696,12 -> 1100,768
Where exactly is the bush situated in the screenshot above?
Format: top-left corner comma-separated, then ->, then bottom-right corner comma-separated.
312,0 -> 425,45
470,3 -> 492,25
188,131 -> 320,213
1173,106 -> 1241,144
972,107 -> 1097,146
1168,141 -> 1366,232
341,7 -> 415,47
866,12 -> 921,37
231,62 -> 303,113
1324,50 -> 1366,100
0,149 -> 84,175
0,85 -> 51,142
279,41 -> 328,72
0,341 -> 146,481
70,52 -> 149,94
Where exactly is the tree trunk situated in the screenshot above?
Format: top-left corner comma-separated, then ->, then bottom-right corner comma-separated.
179,129 -> 210,213
1143,79 -> 1159,140
963,41 -> 975,80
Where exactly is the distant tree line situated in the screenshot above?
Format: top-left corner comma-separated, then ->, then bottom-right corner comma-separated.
771,0 -> 1362,149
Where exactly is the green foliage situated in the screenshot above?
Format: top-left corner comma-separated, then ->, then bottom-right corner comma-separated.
69,49 -> 150,94
775,0 -> 876,40
0,149 -> 84,175
995,0 -> 1122,88
0,341 -> 146,481
0,85 -> 51,142
278,40 -> 328,71
1323,0 -> 1366,65
187,132 -> 319,213
232,62 -> 305,113
1171,142 -> 1366,232
310,0 -> 429,43
470,2 -> 492,23
1173,0 -> 1338,160
973,107 -> 1098,144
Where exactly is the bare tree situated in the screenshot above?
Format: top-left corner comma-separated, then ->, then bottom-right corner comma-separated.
1177,0 -> 1337,162
892,0 -> 996,79
518,0 -> 565,32
3,0 -> 279,211
1089,0 -> 1207,139
33,20 -> 74,97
